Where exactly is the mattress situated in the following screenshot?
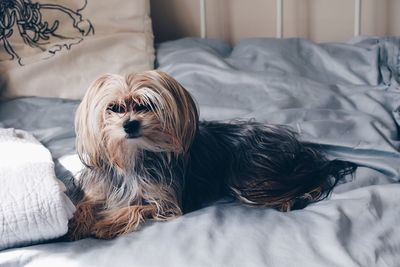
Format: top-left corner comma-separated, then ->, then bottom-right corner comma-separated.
1,37 -> 400,267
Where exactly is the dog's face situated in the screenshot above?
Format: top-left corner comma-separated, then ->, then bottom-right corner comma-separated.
75,70 -> 198,171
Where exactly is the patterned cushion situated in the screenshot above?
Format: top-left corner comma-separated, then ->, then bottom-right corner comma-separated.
0,0 -> 154,99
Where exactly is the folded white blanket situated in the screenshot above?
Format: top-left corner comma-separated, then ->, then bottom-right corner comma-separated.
0,128 -> 75,250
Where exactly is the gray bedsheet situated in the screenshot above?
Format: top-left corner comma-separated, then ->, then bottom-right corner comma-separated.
1,37 -> 400,267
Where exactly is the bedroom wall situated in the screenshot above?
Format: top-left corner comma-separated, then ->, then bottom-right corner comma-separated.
150,0 -> 400,44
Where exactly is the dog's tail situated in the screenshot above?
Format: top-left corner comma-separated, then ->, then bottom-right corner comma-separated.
233,153 -> 356,211
283,155 -> 356,211
229,124 -> 357,211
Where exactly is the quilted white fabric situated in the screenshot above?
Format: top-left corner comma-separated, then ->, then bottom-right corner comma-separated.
0,128 -> 75,251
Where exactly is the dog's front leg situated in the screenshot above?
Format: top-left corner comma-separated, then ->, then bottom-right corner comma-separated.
67,195 -> 105,240
92,205 -> 158,239
67,185 -> 105,240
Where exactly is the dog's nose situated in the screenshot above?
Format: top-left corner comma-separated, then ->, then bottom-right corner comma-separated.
123,120 -> 141,137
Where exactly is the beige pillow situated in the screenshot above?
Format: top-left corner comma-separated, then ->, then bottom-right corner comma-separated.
0,0 -> 154,99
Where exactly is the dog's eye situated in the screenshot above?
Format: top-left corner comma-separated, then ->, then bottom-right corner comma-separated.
135,103 -> 151,112
107,104 -> 126,113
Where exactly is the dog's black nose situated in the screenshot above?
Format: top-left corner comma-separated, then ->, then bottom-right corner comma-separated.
123,120 -> 141,138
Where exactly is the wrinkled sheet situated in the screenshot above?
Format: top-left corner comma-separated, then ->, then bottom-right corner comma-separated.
0,37 -> 400,266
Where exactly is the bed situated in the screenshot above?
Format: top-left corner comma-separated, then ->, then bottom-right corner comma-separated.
1,1 -> 400,267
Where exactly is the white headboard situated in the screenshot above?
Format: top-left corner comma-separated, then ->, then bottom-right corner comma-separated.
198,0 -> 362,39
150,0 -> 399,44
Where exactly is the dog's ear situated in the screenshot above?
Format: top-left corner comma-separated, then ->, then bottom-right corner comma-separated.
75,74 -> 122,168
149,70 -> 199,152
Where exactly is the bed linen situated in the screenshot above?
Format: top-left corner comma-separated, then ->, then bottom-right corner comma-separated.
0,37 -> 399,266
0,128 -> 74,250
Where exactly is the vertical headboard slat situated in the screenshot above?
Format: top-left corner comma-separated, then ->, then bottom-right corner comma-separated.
276,0 -> 283,38
354,0 -> 362,36
200,0 -> 207,38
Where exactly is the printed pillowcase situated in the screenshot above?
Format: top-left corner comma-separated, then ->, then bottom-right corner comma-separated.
0,0 -> 154,99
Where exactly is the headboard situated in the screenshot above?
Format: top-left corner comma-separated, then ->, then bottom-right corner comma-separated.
150,0 -> 400,44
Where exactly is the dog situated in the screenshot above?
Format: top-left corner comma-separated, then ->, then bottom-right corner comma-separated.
68,70 -> 355,240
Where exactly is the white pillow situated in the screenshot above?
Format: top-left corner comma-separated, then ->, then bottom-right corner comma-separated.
0,0 -> 154,99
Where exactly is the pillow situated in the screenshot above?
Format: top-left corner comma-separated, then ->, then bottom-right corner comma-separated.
0,0 -> 154,99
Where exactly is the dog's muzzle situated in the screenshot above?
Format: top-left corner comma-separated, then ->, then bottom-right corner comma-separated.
123,120 -> 141,138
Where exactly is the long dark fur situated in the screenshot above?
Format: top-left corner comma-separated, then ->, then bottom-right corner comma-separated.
183,120 -> 355,212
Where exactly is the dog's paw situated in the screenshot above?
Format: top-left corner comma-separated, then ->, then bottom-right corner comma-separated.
92,220 -> 121,240
67,201 -> 98,241
92,210 -> 139,239
92,205 -> 158,239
